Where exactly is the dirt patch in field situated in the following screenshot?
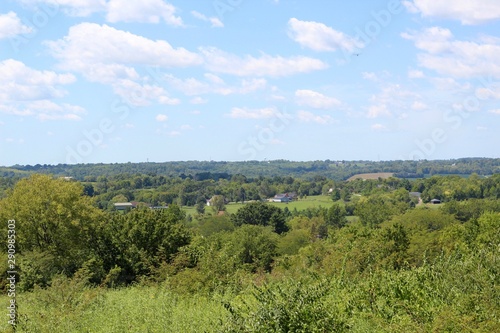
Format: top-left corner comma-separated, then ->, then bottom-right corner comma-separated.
347,172 -> 395,181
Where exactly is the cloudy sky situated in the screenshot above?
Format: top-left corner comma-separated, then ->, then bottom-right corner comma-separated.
1,0 -> 499,165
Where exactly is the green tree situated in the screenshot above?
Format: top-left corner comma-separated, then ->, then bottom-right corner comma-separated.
355,196 -> 394,228
106,205 -> 191,280
231,202 -> 288,234
324,203 -> 347,228
0,174 -> 105,288
195,199 -> 206,215
210,195 -> 226,213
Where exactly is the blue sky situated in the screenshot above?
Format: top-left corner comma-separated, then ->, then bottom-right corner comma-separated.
1,0 -> 499,165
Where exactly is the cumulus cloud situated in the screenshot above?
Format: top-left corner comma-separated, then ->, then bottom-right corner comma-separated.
164,74 -> 267,96
190,97 -> 208,104
227,107 -> 279,119
296,110 -> 334,124
200,47 -> 328,77
106,0 -> 183,25
0,11 -> 33,39
46,23 -> 197,105
403,0 -> 500,25
367,84 -> 421,118
287,18 -> 364,53
0,59 -> 83,120
191,10 -> 223,28
16,0 -> 183,25
155,114 -> 168,122
295,89 -> 341,109
47,23 -> 201,74
402,27 -> 500,79
371,123 -> 388,131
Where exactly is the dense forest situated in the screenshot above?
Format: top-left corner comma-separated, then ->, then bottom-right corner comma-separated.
2,157 -> 500,180
0,162 -> 499,332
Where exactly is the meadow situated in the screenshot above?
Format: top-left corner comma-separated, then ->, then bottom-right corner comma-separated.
183,195 -> 334,216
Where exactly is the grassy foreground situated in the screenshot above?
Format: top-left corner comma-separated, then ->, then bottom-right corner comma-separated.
1,283 -> 228,333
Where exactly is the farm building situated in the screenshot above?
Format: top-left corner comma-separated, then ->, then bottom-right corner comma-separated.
272,192 -> 297,202
430,199 -> 441,204
114,202 -> 134,211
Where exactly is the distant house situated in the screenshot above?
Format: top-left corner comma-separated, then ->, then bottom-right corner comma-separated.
114,202 -> 134,211
206,196 -> 228,206
114,201 -> 152,211
409,192 -> 421,198
430,199 -> 441,204
272,192 -> 297,203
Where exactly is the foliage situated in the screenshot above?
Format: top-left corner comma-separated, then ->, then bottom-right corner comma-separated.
0,171 -> 499,331
223,277 -> 346,333
231,202 -> 288,234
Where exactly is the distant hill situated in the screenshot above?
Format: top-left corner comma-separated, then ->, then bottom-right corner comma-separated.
1,158 -> 499,181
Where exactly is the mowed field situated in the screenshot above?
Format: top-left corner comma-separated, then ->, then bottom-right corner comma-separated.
347,172 -> 394,181
183,195 -> 334,216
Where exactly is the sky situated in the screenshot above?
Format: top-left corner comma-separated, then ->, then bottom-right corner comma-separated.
1,0 -> 500,166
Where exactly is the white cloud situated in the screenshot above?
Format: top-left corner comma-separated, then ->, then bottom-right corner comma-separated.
367,104 -> 391,118
47,23 -> 201,75
191,10 -> 223,28
31,101 -> 86,121
200,47 -> 328,77
156,114 -> 168,122
0,59 -> 83,120
362,72 -> 378,81
0,11 -> 33,39
402,27 -> 500,79
164,74 -> 267,96
227,107 -> 279,119
403,0 -> 500,25
371,123 -> 387,131
190,97 -> 208,104
296,110 -> 334,124
47,23 -> 199,104
107,0 -> 182,26
0,59 -> 75,101
17,0 -> 107,17
489,109 -> 500,115
168,131 -> 181,137
476,84 -> 500,100
180,124 -> 193,130
430,77 -> 470,91
295,89 -> 341,109
411,101 -> 427,110
17,0 -> 183,25
287,18 -> 363,53
408,69 -> 425,78
366,84 -> 421,118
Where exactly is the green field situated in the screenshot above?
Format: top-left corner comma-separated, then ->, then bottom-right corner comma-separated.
183,195 -> 334,217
